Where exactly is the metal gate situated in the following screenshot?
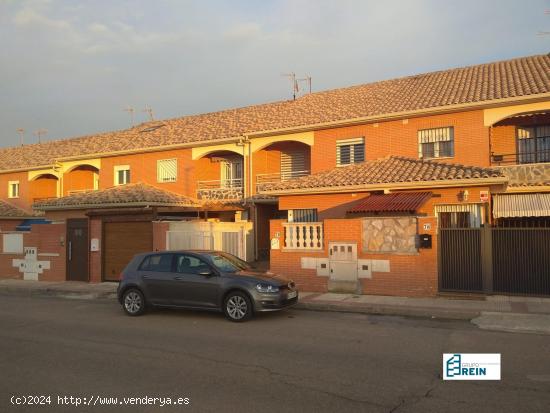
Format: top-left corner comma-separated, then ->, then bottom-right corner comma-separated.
439,228 -> 483,292
439,227 -> 550,296
492,228 -> 550,295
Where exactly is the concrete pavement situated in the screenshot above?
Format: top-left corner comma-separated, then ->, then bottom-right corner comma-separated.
1,279 -> 550,334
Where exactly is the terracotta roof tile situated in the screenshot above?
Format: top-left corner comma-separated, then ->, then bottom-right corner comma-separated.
1,54 -> 549,171
33,183 -> 200,210
0,200 -> 35,218
259,156 -> 506,193
348,192 -> 433,213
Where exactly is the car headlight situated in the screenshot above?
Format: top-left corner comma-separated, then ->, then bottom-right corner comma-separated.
256,283 -> 279,293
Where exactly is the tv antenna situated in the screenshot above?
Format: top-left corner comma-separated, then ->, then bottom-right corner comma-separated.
297,75 -> 312,94
34,128 -> 47,144
143,105 -> 155,121
539,9 -> 550,35
16,128 -> 25,146
124,106 -> 135,127
282,72 -> 299,100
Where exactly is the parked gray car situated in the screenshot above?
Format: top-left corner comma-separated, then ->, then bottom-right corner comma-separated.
117,250 -> 298,322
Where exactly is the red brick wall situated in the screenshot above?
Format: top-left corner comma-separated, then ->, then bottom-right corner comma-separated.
490,125 -> 516,158
89,217 -> 102,283
63,166 -> 96,195
270,186 -> 491,297
280,193 -> 370,219
29,175 -> 58,201
153,221 -> 169,251
0,171 -> 31,211
0,223 -> 66,281
312,109 -> 490,173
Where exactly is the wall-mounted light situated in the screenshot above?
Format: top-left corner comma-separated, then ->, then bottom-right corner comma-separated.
458,190 -> 469,202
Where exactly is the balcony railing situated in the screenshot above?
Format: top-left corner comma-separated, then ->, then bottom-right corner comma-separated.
256,170 -> 310,192
491,151 -> 550,166
67,188 -> 98,196
282,222 -> 323,250
196,179 -> 243,201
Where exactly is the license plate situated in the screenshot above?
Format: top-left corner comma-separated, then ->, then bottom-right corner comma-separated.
287,291 -> 297,300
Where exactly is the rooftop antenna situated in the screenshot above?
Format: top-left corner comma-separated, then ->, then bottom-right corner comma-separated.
16,128 -> 25,146
282,72 -> 299,100
539,9 -> 550,35
124,106 -> 135,127
34,128 -> 47,144
297,75 -> 312,94
143,105 -> 154,121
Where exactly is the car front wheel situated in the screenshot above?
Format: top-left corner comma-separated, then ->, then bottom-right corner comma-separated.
224,292 -> 252,322
122,288 -> 146,316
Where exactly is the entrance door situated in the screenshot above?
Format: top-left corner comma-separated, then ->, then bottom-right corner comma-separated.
328,242 -> 359,293
66,219 -> 89,281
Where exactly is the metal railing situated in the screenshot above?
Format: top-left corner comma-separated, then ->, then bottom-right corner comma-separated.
282,222 -> 323,250
256,170 -> 310,192
67,188 -> 98,196
491,150 -> 550,165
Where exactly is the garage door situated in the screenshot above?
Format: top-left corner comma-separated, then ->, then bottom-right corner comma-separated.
104,222 -> 153,281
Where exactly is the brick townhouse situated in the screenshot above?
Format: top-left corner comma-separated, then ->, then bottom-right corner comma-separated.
0,53 -> 548,297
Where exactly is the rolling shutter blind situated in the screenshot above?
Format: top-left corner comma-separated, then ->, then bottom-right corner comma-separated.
281,150 -> 307,180
418,127 -> 454,158
157,159 -> 177,182
336,137 -> 364,166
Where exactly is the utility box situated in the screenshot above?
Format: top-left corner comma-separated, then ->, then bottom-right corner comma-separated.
417,234 -> 432,249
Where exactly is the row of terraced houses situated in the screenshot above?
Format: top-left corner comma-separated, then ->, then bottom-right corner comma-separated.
0,54 -> 549,297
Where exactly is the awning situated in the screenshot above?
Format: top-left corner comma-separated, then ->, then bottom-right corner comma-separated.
348,192 -> 432,214
16,218 -> 51,231
493,193 -> 550,218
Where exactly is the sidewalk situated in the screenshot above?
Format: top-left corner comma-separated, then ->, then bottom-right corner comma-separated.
1,279 -> 549,334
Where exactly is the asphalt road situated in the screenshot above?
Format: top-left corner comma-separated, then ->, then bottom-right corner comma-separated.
0,295 -> 549,413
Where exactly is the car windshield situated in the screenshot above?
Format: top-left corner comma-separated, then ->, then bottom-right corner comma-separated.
208,253 -> 249,273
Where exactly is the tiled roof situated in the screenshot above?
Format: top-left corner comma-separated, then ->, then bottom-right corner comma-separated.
259,156 -> 506,193
1,54 -> 549,171
0,200 -> 35,218
33,183 -> 200,210
348,192 -> 432,213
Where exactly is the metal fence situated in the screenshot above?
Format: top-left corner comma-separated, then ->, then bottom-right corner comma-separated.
439,226 -> 550,296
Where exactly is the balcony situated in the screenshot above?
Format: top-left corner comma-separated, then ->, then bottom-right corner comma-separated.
282,221 -> 323,250
491,151 -> 550,166
196,179 -> 243,201
256,170 -> 310,193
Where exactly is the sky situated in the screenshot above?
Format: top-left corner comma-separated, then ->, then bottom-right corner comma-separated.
0,0 -> 549,148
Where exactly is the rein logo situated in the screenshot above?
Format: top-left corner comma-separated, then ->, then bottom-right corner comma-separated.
443,353 -> 501,380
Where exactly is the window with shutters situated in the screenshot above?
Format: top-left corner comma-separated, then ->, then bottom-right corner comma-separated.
157,159 -> 178,182
8,181 -> 19,198
336,137 -> 365,166
418,127 -> 454,159
114,165 -> 131,186
281,149 -> 309,180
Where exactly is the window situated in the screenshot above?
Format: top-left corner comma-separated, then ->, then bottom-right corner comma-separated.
281,149 -> 309,180
435,204 -> 484,228
114,165 -> 130,185
8,181 -> 19,198
175,254 -> 211,274
418,127 -> 454,159
289,209 -> 318,222
517,125 -> 550,164
336,138 -> 365,166
139,254 -> 173,272
157,159 -> 177,182
221,159 -> 243,188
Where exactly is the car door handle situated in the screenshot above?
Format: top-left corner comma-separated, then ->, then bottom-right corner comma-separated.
174,276 -> 186,281
142,275 -> 152,279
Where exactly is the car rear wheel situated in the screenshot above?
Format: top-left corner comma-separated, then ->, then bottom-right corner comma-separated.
224,292 -> 252,322
123,288 -> 146,316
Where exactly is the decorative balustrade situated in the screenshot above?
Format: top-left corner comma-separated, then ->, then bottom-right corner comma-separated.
196,179 -> 244,201
67,188 -> 98,196
282,222 -> 323,250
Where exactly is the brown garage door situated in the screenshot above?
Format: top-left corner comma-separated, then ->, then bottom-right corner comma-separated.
103,222 -> 153,281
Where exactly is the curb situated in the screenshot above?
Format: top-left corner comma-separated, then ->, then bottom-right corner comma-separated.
0,287 -> 117,301
294,301 -> 479,320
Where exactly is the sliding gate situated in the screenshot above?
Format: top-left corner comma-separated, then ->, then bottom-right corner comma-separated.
439,227 -> 550,296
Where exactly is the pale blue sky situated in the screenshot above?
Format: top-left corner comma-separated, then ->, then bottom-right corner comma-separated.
0,0 -> 548,147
